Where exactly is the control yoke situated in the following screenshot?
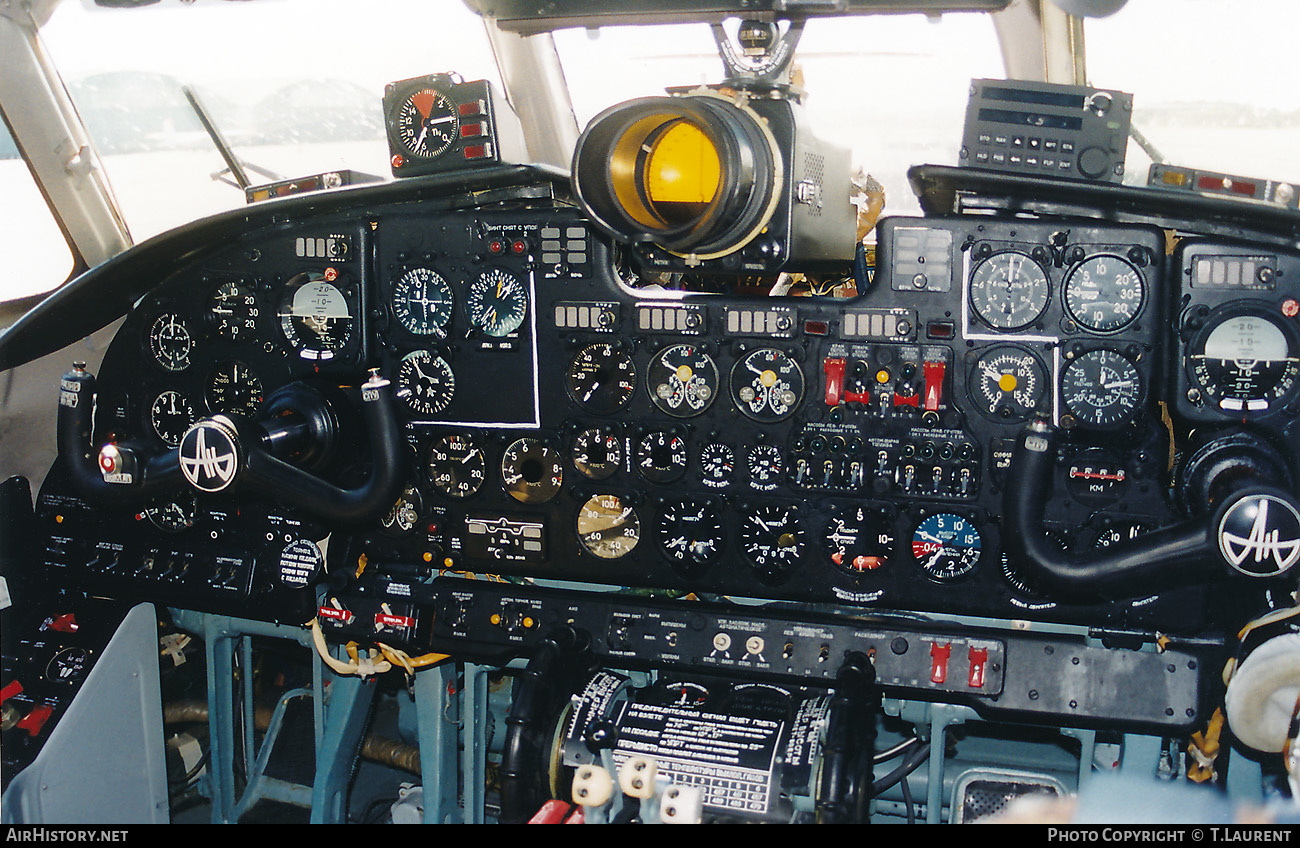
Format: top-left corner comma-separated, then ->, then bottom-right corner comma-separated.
1002,418 -> 1300,598
56,364 -> 404,524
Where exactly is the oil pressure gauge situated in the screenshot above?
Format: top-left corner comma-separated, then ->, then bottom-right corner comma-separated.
730,348 -> 804,422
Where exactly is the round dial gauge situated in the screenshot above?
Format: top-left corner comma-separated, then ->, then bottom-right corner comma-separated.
635,430 -> 688,483
45,647 -> 91,685
380,485 -> 423,535
656,498 -> 725,572
391,268 -> 454,338
1063,254 -> 1145,333
970,346 -> 1048,421
144,496 -> 196,533
739,504 -> 805,579
396,87 -> 459,159
397,350 -> 456,417
1061,349 -> 1143,428
150,390 -> 196,447
467,269 -> 529,337
577,493 -> 641,560
1093,521 -> 1148,549
571,427 -> 623,480
428,434 -> 486,499
648,344 -> 719,417
279,273 -> 353,359
823,505 -> 895,575
566,343 -> 637,413
1188,310 -> 1300,415
730,348 -> 804,423
207,361 -> 263,417
746,444 -> 784,491
501,438 -> 563,504
911,513 -> 982,581
207,280 -> 260,340
700,443 -> 736,489
148,313 -> 193,372
969,251 -> 1050,330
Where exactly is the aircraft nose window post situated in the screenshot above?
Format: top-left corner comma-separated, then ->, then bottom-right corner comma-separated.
6,0 -> 1300,828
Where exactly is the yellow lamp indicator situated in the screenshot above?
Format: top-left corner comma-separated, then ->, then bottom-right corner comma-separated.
875,369 -> 891,384
676,364 -> 694,382
643,120 -> 721,225
1161,169 -> 1191,186
760,369 -> 778,388
998,373 -> 1019,393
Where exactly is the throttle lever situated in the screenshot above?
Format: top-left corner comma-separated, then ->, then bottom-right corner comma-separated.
1002,419 -> 1300,599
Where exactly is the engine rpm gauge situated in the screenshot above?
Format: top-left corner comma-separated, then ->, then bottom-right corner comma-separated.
1061,349 -> 1143,428
394,86 -> 460,160
396,350 -> 456,417
148,313 -> 193,372
428,433 -> 486,499
648,343 -> 719,417
730,348 -> 804,422
279,272 -> 353,359
635,430 -> 688,483
467,269 -> 529,337
911,513 -> 982,581
969,251 -> 1050,330
571,427 -> 623,480
1187,309 -> 1300,416
1063,254 -> 1145,334
566,343 -> 637,414
577,493 -> 641,560
501,438 -> 563,504
391,268 -> 454,338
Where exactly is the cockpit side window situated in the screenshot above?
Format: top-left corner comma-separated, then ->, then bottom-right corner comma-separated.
0,115 -> 76,309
